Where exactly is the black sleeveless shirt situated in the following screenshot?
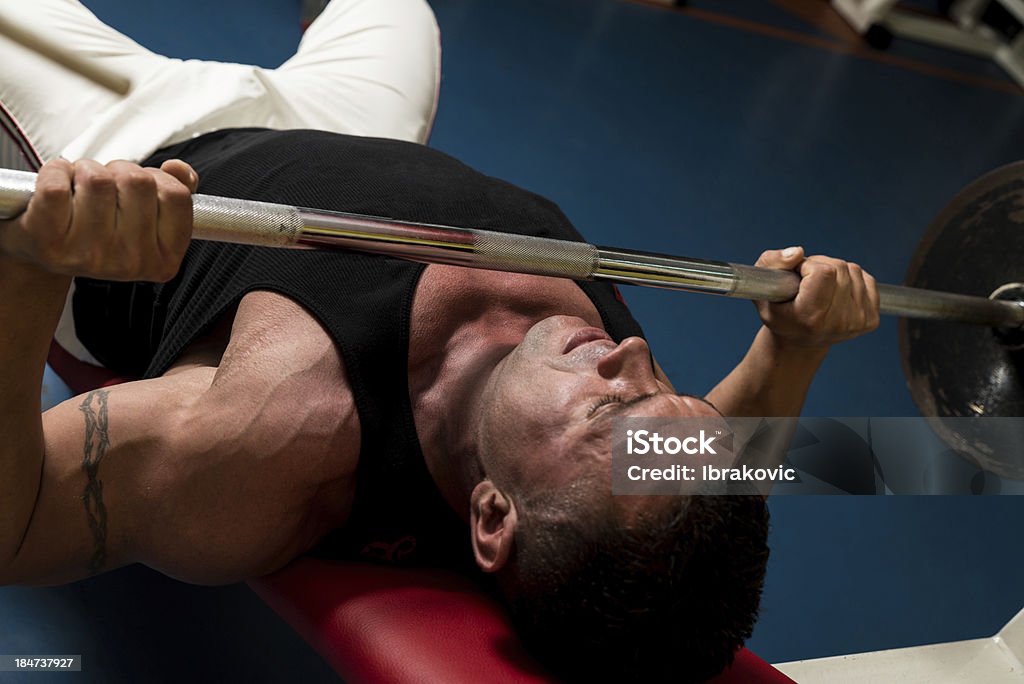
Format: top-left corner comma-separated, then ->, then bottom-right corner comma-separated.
72,129 -> 645,571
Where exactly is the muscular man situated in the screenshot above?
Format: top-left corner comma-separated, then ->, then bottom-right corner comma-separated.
0,2 -> 879,682
0,131 -> 878,681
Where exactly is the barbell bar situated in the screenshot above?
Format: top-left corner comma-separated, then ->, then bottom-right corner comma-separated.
0,167 -> 1021,331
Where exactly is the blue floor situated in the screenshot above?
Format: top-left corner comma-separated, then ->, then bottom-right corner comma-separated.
4,0 -> 1024,679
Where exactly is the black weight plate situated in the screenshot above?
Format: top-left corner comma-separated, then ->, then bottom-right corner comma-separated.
900,162 -> 1024,478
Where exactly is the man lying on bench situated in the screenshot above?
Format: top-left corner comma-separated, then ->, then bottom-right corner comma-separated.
0,2 -> 879,681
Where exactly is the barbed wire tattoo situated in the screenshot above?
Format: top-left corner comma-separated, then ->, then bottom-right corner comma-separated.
80,389 -> 110,575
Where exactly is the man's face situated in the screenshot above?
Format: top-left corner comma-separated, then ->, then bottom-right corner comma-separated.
478,315 -> 721,494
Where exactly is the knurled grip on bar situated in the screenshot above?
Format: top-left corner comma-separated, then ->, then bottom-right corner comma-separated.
0,168 -> 303,247
472,231 -> 598,279
193,195 -> 302,248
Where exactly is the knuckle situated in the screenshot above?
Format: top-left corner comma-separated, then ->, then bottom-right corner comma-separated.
34,172 -> 70,196
124,170 -> 157,192
808,262 -> 837,281
79,167 -> 116,194
34,178 -> 69,204
163,182 -> 193,206
43,158 -> 73,173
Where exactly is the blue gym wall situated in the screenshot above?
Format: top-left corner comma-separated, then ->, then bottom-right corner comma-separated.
3,0 -> 1023,680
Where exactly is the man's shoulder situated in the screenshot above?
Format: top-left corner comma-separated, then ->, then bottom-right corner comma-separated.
209,288 -> 361,468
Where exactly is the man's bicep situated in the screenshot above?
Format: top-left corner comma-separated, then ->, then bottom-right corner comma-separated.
1,374 -> 202,586
4,367 -> 301,586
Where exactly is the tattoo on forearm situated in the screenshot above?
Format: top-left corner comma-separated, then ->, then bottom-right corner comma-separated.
80,390 -> 110,575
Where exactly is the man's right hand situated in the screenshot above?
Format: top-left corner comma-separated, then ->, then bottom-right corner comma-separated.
0,158 -> 197,282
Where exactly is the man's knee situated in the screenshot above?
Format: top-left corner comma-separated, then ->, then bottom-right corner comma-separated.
292,0 -> 441,142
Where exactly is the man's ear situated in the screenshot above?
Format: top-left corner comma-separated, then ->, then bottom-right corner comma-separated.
469,480 -> 518,573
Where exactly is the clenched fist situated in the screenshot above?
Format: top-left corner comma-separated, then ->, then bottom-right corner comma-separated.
0,158 -> 198,282
754,246 -> 881,349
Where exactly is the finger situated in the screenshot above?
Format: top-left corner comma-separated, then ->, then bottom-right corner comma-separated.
863,270 -> 881,330
755,246 -> 804,270
28,159 -> 75,233
70,160 -> 118,270
108,160 -> 159,278
848,263 -> 868,329
796,258 -> 838,318
147,167 -> 194,281
807,255 -> 851,304
159,159 -> 199,193
0,159 -> 74,262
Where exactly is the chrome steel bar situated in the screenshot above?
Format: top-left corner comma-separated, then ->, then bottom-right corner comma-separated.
1,168 -> 1022,329
298,210 -> 599,280
876,283 -> 1024,327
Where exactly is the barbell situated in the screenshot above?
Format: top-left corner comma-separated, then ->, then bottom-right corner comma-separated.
0,167 -> 1021,328
0,163 -> 1022,476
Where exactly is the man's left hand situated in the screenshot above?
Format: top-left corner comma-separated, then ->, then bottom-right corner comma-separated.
753,246 -> 880,350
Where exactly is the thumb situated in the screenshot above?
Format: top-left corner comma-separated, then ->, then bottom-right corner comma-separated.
756,246 -> 804,270
160,159 -> 199,193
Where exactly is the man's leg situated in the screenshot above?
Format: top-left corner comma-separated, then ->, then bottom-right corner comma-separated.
267,0 -> 441,144
0,0 -> 164,162
1,0 -> 440,164
3,0 -> 439,364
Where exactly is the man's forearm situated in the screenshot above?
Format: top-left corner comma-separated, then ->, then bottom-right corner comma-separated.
0,256 -> 71,564
705,326 -> 829,418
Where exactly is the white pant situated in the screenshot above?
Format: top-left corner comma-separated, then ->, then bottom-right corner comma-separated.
0,0 -> 440,366
0,0 -> 441,164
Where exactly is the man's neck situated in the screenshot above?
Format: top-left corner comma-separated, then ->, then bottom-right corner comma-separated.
409,305 -> 524,520
408,266 -> 602,519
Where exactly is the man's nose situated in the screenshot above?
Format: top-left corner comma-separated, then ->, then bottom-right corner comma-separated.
596,336 -> 653,380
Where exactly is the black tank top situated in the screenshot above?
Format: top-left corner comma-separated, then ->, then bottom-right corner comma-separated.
73,129 -> 645,570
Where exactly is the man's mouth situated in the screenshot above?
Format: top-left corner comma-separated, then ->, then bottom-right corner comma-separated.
562,327 -> 612,354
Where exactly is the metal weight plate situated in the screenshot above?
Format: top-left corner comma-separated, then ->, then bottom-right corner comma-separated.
900,162 -> 1024,479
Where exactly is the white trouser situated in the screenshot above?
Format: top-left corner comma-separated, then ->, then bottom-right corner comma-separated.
0,0 -> 440,366
0,0 -> 441,164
